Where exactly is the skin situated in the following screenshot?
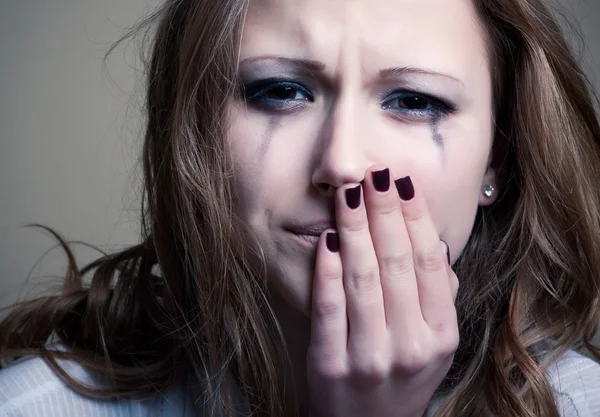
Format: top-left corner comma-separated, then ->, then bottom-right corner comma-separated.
225,0 -> 499,414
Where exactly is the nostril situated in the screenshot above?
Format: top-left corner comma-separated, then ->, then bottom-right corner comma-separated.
316,183 -> 335,196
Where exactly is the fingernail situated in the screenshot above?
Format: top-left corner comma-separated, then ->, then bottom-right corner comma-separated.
345,185 -> 361,210
326,232 -> 339,252
372,168 -> 390,192
395,176 -> 414,201
441,240 -> 451,265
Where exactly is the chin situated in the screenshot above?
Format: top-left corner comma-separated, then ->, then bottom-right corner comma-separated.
266,260 -> 314,318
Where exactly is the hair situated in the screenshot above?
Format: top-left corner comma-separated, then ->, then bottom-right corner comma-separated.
1,0 -> 599,416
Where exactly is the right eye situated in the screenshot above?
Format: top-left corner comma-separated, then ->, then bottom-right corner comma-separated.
243,80 -> 314,111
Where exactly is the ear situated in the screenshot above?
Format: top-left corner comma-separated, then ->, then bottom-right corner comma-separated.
479,165 -> 499,206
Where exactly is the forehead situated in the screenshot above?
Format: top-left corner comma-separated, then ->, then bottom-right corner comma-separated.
241,0 -> 489,81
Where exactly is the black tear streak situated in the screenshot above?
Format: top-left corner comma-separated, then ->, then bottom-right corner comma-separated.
429,116 -> 444,146
258,116 -> 280,161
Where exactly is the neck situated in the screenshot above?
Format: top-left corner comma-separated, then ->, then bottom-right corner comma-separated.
270,292 -> 311,417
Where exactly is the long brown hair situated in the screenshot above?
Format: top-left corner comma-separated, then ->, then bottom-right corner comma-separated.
1,0 -> 599,416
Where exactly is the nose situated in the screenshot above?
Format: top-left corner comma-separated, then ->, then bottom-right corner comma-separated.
311,94 -> 374,196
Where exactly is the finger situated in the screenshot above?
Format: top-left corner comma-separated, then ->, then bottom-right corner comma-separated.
440,240 -> 459,303
362,166 -> 421,331
335,183 -> 387,352
449,268 -> 459,304
396,176 -> 455,328
310,230 -> 347,367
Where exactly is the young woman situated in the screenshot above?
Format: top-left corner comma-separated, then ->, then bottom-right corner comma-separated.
1,0 -> 600,416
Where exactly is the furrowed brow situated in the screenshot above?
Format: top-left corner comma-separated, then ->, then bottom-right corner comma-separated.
240,56 -> 326,72
379,66 -> 465,87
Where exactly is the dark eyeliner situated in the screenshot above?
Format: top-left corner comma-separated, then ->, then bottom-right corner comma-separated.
380,89 -> 458,117
242,78 -> 313,102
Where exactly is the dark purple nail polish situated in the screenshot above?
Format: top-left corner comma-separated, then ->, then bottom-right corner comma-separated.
345,185 -> 361,210
326,232 -> 339,253
441,240 -> 451,265
395,176 -> 414,201
372,168 -> 390,192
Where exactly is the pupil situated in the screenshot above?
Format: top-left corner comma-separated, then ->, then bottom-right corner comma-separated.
401,97 -> 427,110
268,86 -> 295,100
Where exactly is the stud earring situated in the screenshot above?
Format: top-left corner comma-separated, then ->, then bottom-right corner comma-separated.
482,185 -> 495,198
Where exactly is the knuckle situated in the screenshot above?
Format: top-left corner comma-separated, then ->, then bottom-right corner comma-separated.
444,332 -> 460,356
436,344 -> 458,363
400,355 -> 429,375
341,217 -> 367,234
310,358 -> 349,383
351,355 -> 390,387
372,202 -> 402,217
313,299 -> 343,320
394,342 -> 430,374
415,246 -> 445,274
433,332 -> 459,359
379,250 -> 413,277
404,351 -> 429,374
320,266 -> 341,282
347,268 -> 380,295
434,321 -> 460,357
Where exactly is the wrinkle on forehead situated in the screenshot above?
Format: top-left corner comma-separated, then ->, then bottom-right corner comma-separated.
242,0 -> 490,87
244,0 -> 350,67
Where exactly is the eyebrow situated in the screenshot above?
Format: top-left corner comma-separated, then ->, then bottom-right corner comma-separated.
240,56 -> 326,72
379,66 -> 465,87
240,56 -> 464,87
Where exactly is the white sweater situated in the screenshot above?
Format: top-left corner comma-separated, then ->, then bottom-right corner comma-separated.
1,348 -> 600,416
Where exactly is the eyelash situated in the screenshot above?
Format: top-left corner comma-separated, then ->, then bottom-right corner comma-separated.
242,79 -> 457,120
380,90 -> 456,120
243,78 -> 314,111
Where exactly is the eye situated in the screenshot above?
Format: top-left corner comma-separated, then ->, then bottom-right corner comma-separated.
381,91 -> 455,120
264,85 -> 308,101
243,79 -> 314,111
396,96 -> 431,110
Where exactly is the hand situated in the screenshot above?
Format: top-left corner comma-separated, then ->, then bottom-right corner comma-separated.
307,166 -> 459,417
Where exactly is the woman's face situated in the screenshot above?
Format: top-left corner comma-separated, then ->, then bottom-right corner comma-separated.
225,0 -> 498,315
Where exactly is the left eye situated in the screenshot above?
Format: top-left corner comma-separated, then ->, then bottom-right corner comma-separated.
393,96 -> 431,110
381,92 -> 453,118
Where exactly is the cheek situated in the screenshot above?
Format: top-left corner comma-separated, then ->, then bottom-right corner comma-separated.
224,102 -> 312,224
420,134 -> 492,253
426,175 -> 481,246
224,103 -> 265,219
225,101 -> 320,187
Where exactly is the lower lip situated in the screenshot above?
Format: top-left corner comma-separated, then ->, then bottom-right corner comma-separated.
289,232 -> 320,247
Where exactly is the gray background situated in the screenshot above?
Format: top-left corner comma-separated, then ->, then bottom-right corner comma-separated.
0,1 -> 599,344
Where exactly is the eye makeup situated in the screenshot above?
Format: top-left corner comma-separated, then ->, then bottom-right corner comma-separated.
429,116 -> 444,145
239,72 -> 460,148
241,77 -> 314,112
379,89 -> 458,123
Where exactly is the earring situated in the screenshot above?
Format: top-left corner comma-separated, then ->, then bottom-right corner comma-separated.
482,185 -> 495,198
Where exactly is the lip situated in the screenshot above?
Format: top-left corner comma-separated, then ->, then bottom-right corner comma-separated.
291,233 -> 321,246
285,221 -> 334,247
286,221 -> 335,237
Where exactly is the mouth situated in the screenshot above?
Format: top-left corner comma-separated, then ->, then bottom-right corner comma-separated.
285,221 -> 335,247
291,233 -> 321,246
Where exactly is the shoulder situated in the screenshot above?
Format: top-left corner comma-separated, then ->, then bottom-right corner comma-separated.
0,350 -> 192,417
547,349 -> 600,417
